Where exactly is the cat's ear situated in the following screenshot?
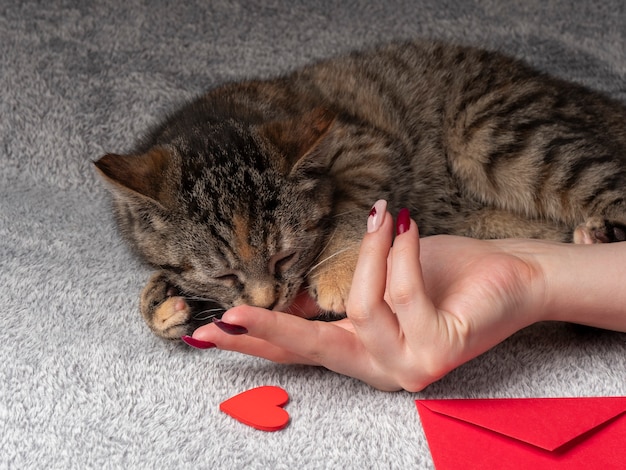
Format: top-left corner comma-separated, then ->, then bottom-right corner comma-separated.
94,148 -> 172,207
259,107 -> 336,172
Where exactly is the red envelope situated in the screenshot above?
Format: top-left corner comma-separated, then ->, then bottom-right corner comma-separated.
416,397 -> 626,469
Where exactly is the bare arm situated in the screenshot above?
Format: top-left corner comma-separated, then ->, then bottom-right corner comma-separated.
536,242 -> 626,331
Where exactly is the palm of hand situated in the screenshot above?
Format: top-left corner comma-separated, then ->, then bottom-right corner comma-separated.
414,236 -> 542,369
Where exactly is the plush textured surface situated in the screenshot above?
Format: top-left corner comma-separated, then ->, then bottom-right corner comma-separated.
2,1 -> 625,468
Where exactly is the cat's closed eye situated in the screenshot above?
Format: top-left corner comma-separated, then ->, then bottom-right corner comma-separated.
214,272 -> 242,287
159,263 -> 192,275
270,251 -> 297,276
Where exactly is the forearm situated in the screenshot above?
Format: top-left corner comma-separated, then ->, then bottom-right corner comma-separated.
533,242 -> 626,332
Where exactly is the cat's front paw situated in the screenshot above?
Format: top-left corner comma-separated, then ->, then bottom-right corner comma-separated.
573,218 -> 626,244
140,273 -> 226,339
140,273 -> 193,339
307,249 -> 359,314
308,275 -> 350,314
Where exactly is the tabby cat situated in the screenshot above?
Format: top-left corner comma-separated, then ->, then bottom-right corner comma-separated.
96,40 -> 626,340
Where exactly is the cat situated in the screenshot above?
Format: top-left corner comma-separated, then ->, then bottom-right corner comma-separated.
95,39 -> 626,340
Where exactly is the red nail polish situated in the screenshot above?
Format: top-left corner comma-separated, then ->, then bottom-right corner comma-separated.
396,208 -> 411,235
213,319 -> 248,335
181,335 -> 216,349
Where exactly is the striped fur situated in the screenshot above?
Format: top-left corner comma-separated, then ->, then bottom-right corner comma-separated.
96,40 -> 626,339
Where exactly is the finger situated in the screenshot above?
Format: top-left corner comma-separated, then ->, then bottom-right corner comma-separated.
204,306 -> 383,377
347,202 -> 404,360
389,217 -> 425,306
192,318 -> 316,364
232,307 -> 407,390
203,308 -> 402,390
349,202 -> 393,320
388,216 -> 437,334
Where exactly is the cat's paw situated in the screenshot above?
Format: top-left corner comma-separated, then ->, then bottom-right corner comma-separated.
140,273 -> 226,339
573,218 -> 626,244
307,250 -> 358,314
140,273 -> 193,339
308,275 -> 350,314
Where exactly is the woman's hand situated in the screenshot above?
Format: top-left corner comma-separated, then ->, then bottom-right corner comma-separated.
189,201 -> 550,391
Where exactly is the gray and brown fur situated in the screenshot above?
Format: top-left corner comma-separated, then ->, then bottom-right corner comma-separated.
95,40 -> 626,339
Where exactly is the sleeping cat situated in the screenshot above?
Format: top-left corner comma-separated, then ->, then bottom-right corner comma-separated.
96,39 -> 626,340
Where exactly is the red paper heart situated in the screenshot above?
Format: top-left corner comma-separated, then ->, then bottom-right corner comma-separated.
220,386 -> 290,431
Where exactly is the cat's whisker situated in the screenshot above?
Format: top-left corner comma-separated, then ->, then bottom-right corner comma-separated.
287,300 -> 309,317
182,295 -> 221,303
287,296 -> 324,319
331,208 -> 363,219
306,246 -> 352,276
192,308 -> 227,321
310,227 -> 338,265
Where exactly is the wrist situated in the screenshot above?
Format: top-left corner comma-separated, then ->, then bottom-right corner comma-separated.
495,238 -> 562,326
519,240 -> 568,324
526,241 -> 626,332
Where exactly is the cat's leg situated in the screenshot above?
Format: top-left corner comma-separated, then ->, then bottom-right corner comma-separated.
459,207 -> 573,241
306,218 -> 363,315
140,272 -> 192,339
140,272 -> 225,339
452,203 -> 626,244
461,205 -> 626,244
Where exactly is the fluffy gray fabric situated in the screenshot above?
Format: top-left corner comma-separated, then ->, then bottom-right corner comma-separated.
2,1 -> 625,468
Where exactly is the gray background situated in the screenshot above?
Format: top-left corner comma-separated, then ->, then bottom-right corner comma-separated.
2,1 -> 625,468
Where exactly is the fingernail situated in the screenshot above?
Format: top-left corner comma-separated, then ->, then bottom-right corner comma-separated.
367,199 -> 388,233
181,335 -> 216,349
213,319 -> 248,335
396,208 -> 411,235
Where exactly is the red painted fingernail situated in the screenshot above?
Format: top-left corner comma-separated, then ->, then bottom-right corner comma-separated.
213,319 -> 248,335
396,208 -> 411,235
181,335 -> 216,349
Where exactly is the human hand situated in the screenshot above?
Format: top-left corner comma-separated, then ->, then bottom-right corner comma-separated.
189,201 -> 547,391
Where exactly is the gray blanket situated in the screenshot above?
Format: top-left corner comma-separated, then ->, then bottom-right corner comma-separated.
2,1 -> 625,468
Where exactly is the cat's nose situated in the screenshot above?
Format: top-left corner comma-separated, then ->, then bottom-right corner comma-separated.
246,283 -> 278,310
